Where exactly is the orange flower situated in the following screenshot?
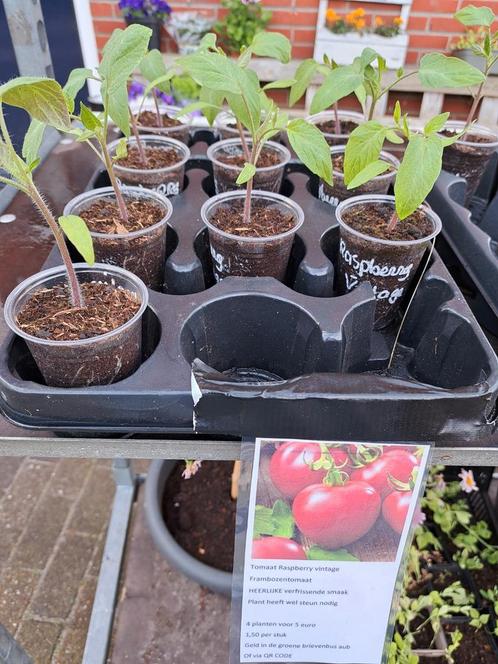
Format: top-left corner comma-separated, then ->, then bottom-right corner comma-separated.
393,16 -> 403,25
326,8 -> 338,21
375,16 -> 384,26
351,7 -> 365,16
354,18 -> 366,29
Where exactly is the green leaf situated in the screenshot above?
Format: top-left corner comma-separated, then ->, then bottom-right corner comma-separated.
385,129 -> 404,144
99,24 -> 152,92
140,49 -> 170,93
107,84 -> 130,136
200,87 -> 225,125
0,140 -> 28,182
455,5 -> 495,27
236,162 -> 256,185
178,52 -> 241,93
419,53 -> 485,89
358,47 -> 379,68
250,31 -> 291,63
287,118 -> 333,185
226,68 -> 261,135
22,120 -> 45,167
343,121 -> 387,185
424,112 -> 450,135
263,79 -> 296,90
395,133 -> 443,219
393,100 -> 401,124
253,500 -> 295,539
347,160 -> 391,189
80,103 -> 102,131
0,77 -> 71,131
142,71 -> 175,100
63,68 -> 92,112
289,59 -> 318,107
58,215 -> 95,265
198,32 -> 217,51
310,65 -> 364,114
307,546 -> 359,561
115,137 -> 128,159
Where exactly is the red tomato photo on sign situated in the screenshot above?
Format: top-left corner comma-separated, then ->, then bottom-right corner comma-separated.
252,537 -> 307,560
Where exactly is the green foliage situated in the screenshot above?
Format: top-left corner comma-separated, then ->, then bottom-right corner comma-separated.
455,5 -> 495,27
58,215 -> 95,265
418,52 -> 485,88
286,119 -> 333,184
0,77 -> 71,131
309,64 -> 364,115
306,546 -> 359,561
236,162 -> 257,185
140,49 -> 171,94
215,0 -> 272,54
253,500 -> 294,539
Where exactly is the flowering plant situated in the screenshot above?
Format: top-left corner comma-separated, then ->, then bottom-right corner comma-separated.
119,0 -> 172,21
325,7 -> 404,37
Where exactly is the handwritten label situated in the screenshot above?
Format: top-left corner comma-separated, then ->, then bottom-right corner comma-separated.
318,182 -> 339,207
116,176 -> 181,196
339,237 -> 412,305
210,245 -> 225,281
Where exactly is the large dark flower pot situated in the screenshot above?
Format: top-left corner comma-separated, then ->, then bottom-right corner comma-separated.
125,16 -> 162,50
144,459 -> 233,596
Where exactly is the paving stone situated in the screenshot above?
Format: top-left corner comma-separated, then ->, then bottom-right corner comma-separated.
69,575 -> 97,631
0,458 -> 23,493
110,487 -> 230,663
0,567 -> 40,634
52,627 -> 87,664
87,530 -> 106,577
29,533 -> 95,620
0,461 -> 54,564
11,493 -> 73,570
16,619 -> 62,664
47,459 -> 93,500
68,465 -> 114,536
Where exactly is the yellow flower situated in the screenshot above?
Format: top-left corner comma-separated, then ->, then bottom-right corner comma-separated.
393,16 -> 403,26
375,16 -> 384,26
351,7 -> 365,16
326,8 -> 338,21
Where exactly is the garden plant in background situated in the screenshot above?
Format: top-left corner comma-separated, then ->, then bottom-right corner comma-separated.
178,31 -> 333,281
119,0 -> 172,50
215,0 -> 272,54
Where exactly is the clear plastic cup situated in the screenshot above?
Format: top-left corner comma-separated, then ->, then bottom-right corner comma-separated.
214,111 -> 250,140
134,103 -> 192,144
336,195 -> 442,329
108,135 -> 190,196
306,110 -> 364,146
200,189 -> 304,281
441,120 -> 498,205
3,263 -> 148,387
207,138 -> 291,194
63,187 -> 172,291
318,146 -> 399,207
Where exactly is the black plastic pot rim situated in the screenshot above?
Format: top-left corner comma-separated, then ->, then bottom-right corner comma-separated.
144,459 -> 233,596
3,262 -> 149,348
207,137 -> 291,173
201,188 -> 305,243
63,185 -> 173,240
336,194 -> 442,247
108,134 -> 191,174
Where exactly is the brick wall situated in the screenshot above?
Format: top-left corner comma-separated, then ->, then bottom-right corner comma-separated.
90,0 -> 491,65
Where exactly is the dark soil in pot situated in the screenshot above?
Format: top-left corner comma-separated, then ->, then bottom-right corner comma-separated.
78,196 -> 167,290
116,146 -> 182,169
443,623 -> 496,663
442,131 -> 497,205
317,119 -> 360,142
113,144 -> 187,195
338,201 -> 436,328
135,111 -> 190,143
216,147 -> 281,170
162,461 -> 236,572
471,564 -> 498,593
136,111 -> 183,129
210,143 -> 288,193
207,197 -> 298,280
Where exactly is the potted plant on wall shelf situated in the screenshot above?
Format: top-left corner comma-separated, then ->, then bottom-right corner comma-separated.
178,31 -> 333,281
215,0 -> 272,54
0,77 -> 148,388
119,0 -> 172,50
63,26 -> 174,292
451,28 -> 498,75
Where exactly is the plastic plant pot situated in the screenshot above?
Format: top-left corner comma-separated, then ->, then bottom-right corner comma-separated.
134,103 -> 192,144
441,121 -> 498,205
201,189 -> 304,281
318,146 -> 399,207
144,460 -> 232,596
108,135 -> 190,196
336,194 -> 442,329
214,110 -> 249,140
3,263 -> 148,388
207,138 -> 291,194
306,110 -> 364,146
64,187 -> 173,291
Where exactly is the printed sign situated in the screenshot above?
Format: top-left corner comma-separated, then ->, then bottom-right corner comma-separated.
231,439 -> 432,664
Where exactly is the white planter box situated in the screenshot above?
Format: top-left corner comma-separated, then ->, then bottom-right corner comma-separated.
314,27 -> 408,69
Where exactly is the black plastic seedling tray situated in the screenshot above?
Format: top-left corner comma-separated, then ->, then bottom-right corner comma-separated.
1,132 -> 498,444
429,157 -> 498,336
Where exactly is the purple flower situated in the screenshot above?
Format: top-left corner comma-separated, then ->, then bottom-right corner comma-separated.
119,0 -> 171,20
128,80 -> 145,100
156,89 -> 175,105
